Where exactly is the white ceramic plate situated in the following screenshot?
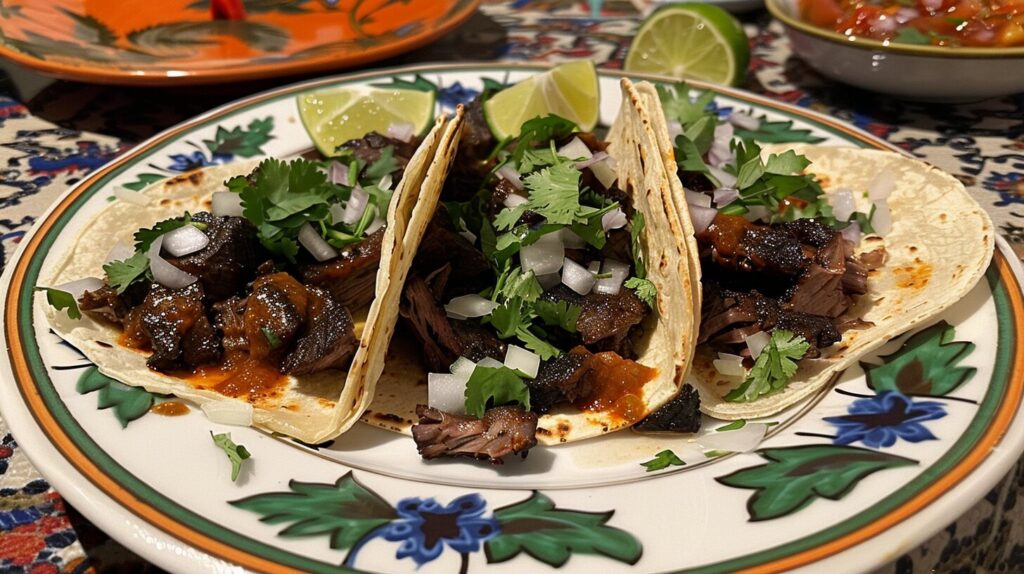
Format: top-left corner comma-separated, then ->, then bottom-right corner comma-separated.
3,63 -> 1024,574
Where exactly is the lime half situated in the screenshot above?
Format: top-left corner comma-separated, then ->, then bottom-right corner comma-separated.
624,4 -> 750,87
484,60 -> 600,140
298,87 -> 435,157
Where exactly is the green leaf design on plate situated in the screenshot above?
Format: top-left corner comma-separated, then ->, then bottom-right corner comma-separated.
735,116 -> 826,144
60,8 -> 118,46
716,445 -> 917,521
230,473 -> 398,549
864,320 -> 976,397
76,366 -> 157,428
485,492 -> 642,567
122,173 -> 166,192
127,22 -> 289,55
203,116 -> 275,158
482,76 -> 509,93
370,74 -> 437,93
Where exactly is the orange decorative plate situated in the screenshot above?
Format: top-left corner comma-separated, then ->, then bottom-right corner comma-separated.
0,0 -> 480,85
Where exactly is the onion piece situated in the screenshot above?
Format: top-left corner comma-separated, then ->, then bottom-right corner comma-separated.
587,260 -> 601,274
713,187 -> 739,207
364,216 -> 385,236
503,193 -> 529,208
689,204 -> 718,234
329,161 -> 349,186
713,352 -> 746,377
113,185 -> 151,206
202,399 -> 253,426
708,141 -> 733,168
148,236 -> 198,289
537,272 -> 561,289
428,372 -> 468,414
298,222 -> 339,262
378,174 -> 393,192
575,151 -> 608,170
698,423 -> 768,453
329,203 -> 347,225
728,111 -> 761,131
708,165 -> 737,189
869,169 -> 895,200
497,164 -> 524,190
841,222 -> 862,245
560,228 -> 586,249
459,229 -> 477,244
53,277 -> 104,301
601,208 -> 628,231
744,205 -> 771,223
387,122 -> 416,143
830,188 -> 856,221
162,225 -> 210,257
590,156 -> 618,189
594,258 -> 630,295
873,199 -> 892,236
666,120 -> 683,141
444,294 -> 499,318
557,137 -> 592,161
450,357 -> 477,378
341,186 -> 370,225
744,331 -> 771,360
105,242 -> 135,264
477,357 -> 504,369
520,232 -> 564,275
561,257 -> 596,295
686,189 -> 712,208
212,191 -> 244,218
504,345 -> 540,379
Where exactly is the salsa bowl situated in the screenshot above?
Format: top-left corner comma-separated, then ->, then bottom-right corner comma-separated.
767,0 -> 1024,101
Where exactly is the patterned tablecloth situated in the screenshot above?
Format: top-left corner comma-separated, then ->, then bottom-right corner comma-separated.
1,1 -> 1023,572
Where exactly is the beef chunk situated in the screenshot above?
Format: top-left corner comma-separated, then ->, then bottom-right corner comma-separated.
124,282 -> 221,372
541,285 -> 647,354
786,263 -> 851,318
301,228 -> 383,309
414,212 -> 493,297
450,321 -> 507,364
339,131 -> 418,172
699,214 -> 810,278
441,98 -> 495,201
212,296 -> 248,355
780,218 -> 837,249
244,272 -> 309,364
79,281 -> 149,325
163,212 -> 263,302
634,385 -> 702,433
282,287 -> 358,375
412,405 -> 538,464
527,346 -> 594,414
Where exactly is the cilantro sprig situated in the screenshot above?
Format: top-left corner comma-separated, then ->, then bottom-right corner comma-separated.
211,432 -> 251,482
35,287 -> 81,320
464,365 -> 532,418
725,330 -> 810,402
641,449 -> 686,472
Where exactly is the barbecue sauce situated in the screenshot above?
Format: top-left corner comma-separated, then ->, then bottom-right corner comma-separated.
573,352 -> 657,423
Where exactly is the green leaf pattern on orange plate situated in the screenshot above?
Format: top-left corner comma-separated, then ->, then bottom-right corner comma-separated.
863,320 -> 977,397
716,445 -> 917,521
76,366 -> 159,428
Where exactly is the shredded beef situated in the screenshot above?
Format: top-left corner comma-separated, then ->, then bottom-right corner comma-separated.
338,131 -> 418,171
412,405 -> 538,463
414,212 -> 493,297
541,285 -> 647,355
124,282 -> 221,371
527,346 -> 594,414
301,228 -> 383,310
163,212 -> 264,302
634,384 -> 702,433
282,287 -> 358,375
79,282 -> 149,325
243,272 -> 308,364
212,296 -> 248,354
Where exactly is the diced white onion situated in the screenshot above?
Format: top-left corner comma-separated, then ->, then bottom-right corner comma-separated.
744,331 -> 771,360
713,187 -> 739,207
713,352 -> 746,377
520,232 -> 564,275
873,199 -> 892,236
298,222 -> 338,262
590,156 -> 618,189
601,208 -> 628,232
594,258 -> 630,295
329,203 -> 347,225
113,185 -> 151,206
446,309 -> 467,320
686,189 -> 712,208
476,357 -> 504,369
364,216 -> 385,236
162,225 -> 210,257
329,161 -> 349,186
378,174 -> 393,192
689,204 -> 718,234
497,164 -> 524,190
587,260 -> 601,274
728,111 -> 761,131
444,294 -> 499,318
202,399 -> 253,426
53,277 -> 104,301
560,228 -> 586,249
561,257 -> 596,295
575,151 -> 608,170
667,120 -> 683,141
557,137 -> 592,161
708,165 -> 737,189
831,188 -> 856,222
868,169 -> 895,200
459,229 -> 477,244
537,272 -> 561,289
212,191 -> 244,217
428,372 -> 467,414
503,193 -> 529,208
341,187 -> 370,225
708,141 -> 733,168
450,357 -> 477,378
387,121 -> 416,143
504,345 -> 540,379
714,121 -> 735,145
841,222 -> 862,245
744,205 -> 772,223
105,242 -> 135,264
698,423 -> 768,453
148,236 -> 198,289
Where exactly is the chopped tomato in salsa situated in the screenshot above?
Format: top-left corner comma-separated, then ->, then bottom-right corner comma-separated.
800,0 -> 1024,47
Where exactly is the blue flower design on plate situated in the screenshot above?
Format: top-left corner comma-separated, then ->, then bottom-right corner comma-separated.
824,391 -> 946,448
438,82 -> 480,110
166,150 -> 230,172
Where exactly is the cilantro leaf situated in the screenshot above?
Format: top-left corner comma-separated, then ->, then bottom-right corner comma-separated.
683,115 -> 716,156
363,145 -> 398,181
464,365 -> 531,418
569,202 -> 619,249
36,287 -> 81,320
521,161 -> 582,226
261,327 -> 281,349
494,267 -> 543,303
510,115 -> 578,165
725,330 -> 810,402
534,299 -> 580,333
641,449 -> 685,472
133,213 -> 192,252
515,327 -> 562,361
657,83 -> 716,127
625,277 -> 657,307
103,252 -> 151,294
494,204 -> 529,231
764,150 -> 811,175
489,300 -> 525,339
211,432 -> 251,482
674,134 -> 715,185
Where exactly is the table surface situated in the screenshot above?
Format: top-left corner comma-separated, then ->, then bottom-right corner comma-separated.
1,1 -> 1023,572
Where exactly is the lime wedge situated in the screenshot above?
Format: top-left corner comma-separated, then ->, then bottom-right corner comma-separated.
298,87 -> 435,157
484,60 -> 600,140
624,4 -> 750,87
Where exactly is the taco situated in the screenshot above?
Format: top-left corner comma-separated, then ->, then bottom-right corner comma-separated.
38,110 -> 465,444
641,81 -> 994,420
360,79 -> 701,463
